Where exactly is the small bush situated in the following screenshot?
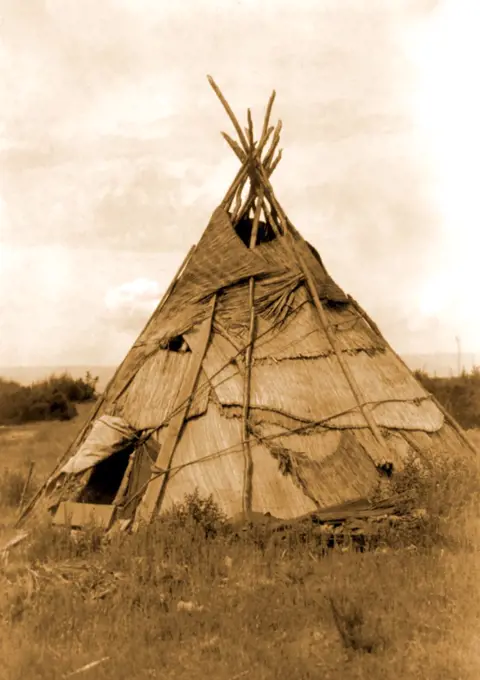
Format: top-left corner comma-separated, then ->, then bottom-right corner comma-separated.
43,371 -> 99,403
162,489 -> 229,538
414,367 -> 480,429
129,490 -> 232,565
373,452 -> 480,550
0,371 -> 98,425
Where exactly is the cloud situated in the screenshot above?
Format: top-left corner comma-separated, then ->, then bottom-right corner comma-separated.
104,278 -> 161,332
102,279 -> 168,337
405,0 -> 441,16
1,0 -> 422,253
2,0 -> 475,364
0,246 -> 185,364
105,278 -> 160,309
101,249 -> 185,334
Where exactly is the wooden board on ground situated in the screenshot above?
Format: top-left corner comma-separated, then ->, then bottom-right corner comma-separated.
53,502 -> 116,530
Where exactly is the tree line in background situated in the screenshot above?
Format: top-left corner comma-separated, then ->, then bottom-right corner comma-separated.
413,367 -> 480,430
0,368 -> 479,430
0,372 -> 99,425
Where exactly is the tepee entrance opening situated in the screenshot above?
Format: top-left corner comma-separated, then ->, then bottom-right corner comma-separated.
78,444 -> 134,506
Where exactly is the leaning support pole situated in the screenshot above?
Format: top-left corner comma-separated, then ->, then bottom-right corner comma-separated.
207,75 -> 393,461
207,75 -> 250,151
234,149 -> 280,225
16,245 -> 197,528
133,296 -> 217,527
241,188 -> 265,516
207,75 -> 391,456
348,295 -> 479,455
251,156 -> 392,453
226,174 -> 376,451
221,126 -> 273,211
208,76 -> 283,516
294,248 -> 390,452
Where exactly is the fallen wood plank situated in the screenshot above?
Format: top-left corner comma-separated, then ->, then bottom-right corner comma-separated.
53,502 -> 116,530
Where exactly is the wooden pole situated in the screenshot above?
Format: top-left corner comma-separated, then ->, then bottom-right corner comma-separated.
348,296 -> 479,455
241,187 -> 265,516
229,130 -> 277,224
232,182 -> 245,223
207,77 -> 389,451
207,79 -> 282,516
294,247 -> 389,451
259,196 -> 282,238
266,149 -> 282,175
260,90 -> 276,142
251,164 -> 391,453
247,108 -> 254,148
221,126 -> 273,211
225,122 -> 280,212
210,76 -> 276,164
210,80 -> 279,515
242,277 -> 256,515
16,245 -> 197,527
113,452 -> 136,507
207,75 -> 249,152
233,149 -> 281,226
210,77 -> 278,223
134,296 -> 217,526
263,120 -> 282,166
221,132 -> 246,162
207,80 -> 394,488
222,165 -> 248,210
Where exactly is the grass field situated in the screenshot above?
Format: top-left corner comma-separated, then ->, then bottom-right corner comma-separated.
0,406 -> 479,680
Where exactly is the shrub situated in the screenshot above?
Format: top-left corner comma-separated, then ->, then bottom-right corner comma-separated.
162,488 -> 229,538
414,367 -> 480,429
42,371 -> 99,403
132,490 -> 231,564
373,452 -> 480,550
0,371 -> 98,425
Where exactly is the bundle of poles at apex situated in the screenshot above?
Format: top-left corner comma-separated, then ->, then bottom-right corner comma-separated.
208,75 -> 284,240
206,76 -> 392,516
208,75 -> 285,514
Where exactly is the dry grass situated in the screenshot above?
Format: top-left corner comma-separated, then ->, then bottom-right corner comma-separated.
0,403 -> 93,532
0,412 -> 479,680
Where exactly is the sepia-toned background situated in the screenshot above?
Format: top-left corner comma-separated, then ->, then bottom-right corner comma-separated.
1,0 -> 478,375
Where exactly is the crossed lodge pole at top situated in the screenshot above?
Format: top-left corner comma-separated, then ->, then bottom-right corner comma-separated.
206,75 -> 287,239
206,74 -> 395,461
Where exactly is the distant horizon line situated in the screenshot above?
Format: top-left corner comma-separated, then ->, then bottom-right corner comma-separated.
1,350 -> 478,369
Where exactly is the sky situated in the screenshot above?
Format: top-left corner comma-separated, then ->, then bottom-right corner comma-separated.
0,0 -> 479,366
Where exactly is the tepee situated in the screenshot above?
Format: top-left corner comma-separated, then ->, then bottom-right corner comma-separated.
20,77 -> 477,532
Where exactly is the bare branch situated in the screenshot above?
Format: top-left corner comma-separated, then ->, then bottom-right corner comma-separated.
207,75 -> 249,151
260,90 -> 276,146
221,132 -> 246,163
269,149 -> 283,174
264,120 -> 283,165
247,108 -> 254,148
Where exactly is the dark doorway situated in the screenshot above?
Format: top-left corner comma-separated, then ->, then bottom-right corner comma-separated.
78,443 -> 135,505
